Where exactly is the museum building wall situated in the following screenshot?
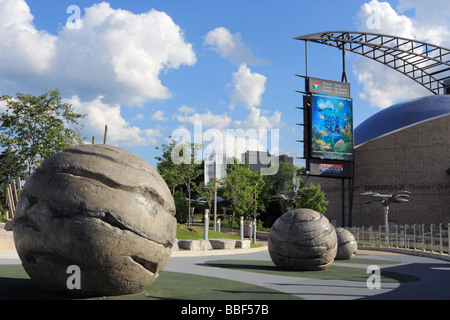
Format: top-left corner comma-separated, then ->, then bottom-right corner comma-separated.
306,113 -> 450,227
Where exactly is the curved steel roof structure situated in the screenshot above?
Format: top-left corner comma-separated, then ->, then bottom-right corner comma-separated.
296,31 -> 450,95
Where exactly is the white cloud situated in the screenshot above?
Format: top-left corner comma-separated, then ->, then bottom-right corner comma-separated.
397,0 -> 450,47
66,95 -> 162,147
356,0 -> 415,38
0,98 -> 8,114
222,131 -> 266,160
230,64 -> 267,109
0,1 -> 196,106
133,114 -> 146,121
0,0 -> 56,77
204,27 -> 266,65
177,105 -> 196,114
176,109 -> 232,130
354,0 -> 447,108
150,110 -> 169,121
233,106 -> 281,131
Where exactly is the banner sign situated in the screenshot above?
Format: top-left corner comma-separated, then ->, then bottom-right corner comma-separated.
319,163 -> 344,174
310,93 -> 354,161
204,153 -> 226,187
308,77 -> 351,98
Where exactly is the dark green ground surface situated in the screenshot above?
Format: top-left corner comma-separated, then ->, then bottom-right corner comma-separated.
0,264 -> 302,300
0,256 -> 421,300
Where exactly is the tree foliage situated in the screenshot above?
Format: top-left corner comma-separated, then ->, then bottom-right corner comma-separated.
154,139 -> 329,227
263,162 -> 301,195
296,182 -> 329,214
0,147 -> 27,206
155,140 -> 184,195
0,89 -> 85,174
222,160 -> 265,221
155,139 -> 202,226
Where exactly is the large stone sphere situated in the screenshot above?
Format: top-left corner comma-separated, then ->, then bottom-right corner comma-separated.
268,209 -> 337,271
13,145 -> 176,297
335,228 -> 358,260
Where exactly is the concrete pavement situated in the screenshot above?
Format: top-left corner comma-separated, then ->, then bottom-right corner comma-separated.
2,245 -> 450,299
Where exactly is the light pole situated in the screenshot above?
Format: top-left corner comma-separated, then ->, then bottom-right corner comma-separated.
361,190 -> 411,245
269,191 -> 299,212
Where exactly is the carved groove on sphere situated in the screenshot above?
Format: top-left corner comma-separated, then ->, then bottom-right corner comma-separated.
335,227 -> 358,260
13,145 -> 176,297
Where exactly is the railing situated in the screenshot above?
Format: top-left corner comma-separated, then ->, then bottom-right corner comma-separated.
348,224 -> 450,255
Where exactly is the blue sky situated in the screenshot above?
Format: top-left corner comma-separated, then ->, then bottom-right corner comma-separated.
1,0 -> 449,169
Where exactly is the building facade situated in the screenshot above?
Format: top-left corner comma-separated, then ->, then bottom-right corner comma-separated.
306,95 -> 450,227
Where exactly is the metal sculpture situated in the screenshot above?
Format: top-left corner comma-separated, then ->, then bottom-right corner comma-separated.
269,191 -> 299,211
360,190 -> 411,243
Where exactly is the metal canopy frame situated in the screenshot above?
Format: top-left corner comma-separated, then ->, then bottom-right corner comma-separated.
296,31 -> 450,95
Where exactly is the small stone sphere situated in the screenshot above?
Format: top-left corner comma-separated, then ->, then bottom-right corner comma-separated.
335,228 -> 358,260
13,145 -> 176,297
268,208 -> 337,271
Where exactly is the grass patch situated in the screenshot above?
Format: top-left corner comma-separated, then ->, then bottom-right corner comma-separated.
176,224 -> 240,240
176,224 -> 264,248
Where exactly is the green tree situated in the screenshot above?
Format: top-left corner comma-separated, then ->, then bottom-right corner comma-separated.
0,147 -> 27,207
259,163 -> 303,226
173,190 -> 189,224
193,177 -> 223,216
155,139 -> 184,196
222,161 -> 264,222
263,162 -> 298,194
0,89 -> 85,174
296,182 -> 329,214
155,139 -> 202,226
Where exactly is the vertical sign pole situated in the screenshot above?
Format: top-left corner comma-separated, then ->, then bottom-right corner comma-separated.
305,41 -> 308,78
384,205 -> 390,246
341,45 -> 348,83
341,179 -> 345,227
213,155 -> 217,231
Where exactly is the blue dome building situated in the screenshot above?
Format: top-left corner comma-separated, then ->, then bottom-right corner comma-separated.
309,95 -> 450,227
355,95 -> 450,146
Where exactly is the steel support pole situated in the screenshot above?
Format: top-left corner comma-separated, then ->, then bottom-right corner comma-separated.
384,205 -> 389,246
341,179 -> 345,227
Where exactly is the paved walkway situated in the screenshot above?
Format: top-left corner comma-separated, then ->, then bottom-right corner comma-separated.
2,246 -> 450,300
164,249 -> 450,300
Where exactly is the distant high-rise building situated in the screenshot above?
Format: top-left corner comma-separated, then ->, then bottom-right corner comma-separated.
277,154 -> 294,166
241,151 -> 294,173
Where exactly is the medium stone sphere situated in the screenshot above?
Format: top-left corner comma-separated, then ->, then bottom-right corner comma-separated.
13,145 -> 176,297
335,228 -> 358,260
268,209 -> 337,271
